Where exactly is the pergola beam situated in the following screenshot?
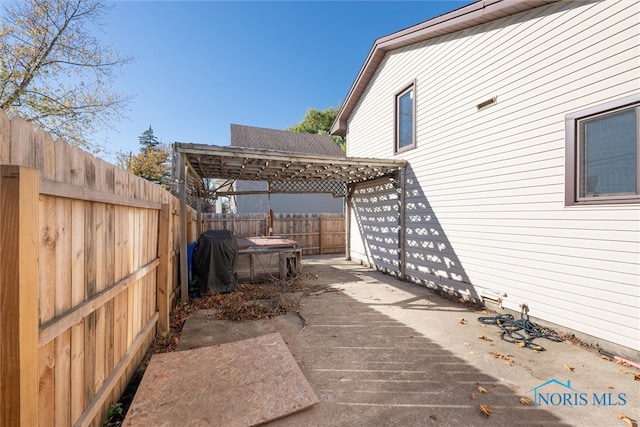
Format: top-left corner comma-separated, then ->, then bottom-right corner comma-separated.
173,142 -> 407,302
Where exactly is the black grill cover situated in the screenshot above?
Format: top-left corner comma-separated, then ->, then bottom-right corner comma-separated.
192,230 -> 238,294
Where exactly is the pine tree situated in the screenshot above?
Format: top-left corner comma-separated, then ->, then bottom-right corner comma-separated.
139,126 -> 160,154
118,126 -> 171,188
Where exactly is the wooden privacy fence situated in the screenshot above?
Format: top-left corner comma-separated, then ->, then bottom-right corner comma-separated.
0,111 -> 197,427
204,212 -> 345,255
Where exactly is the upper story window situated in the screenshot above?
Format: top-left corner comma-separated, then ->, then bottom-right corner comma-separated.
565,94 -> 640,205
395,81 -> 416,153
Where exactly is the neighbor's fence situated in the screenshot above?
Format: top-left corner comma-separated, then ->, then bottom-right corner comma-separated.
204,212 -> 345,255
0,111 -> 197,427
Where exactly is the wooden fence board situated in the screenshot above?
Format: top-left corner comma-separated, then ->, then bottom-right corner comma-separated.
70,323 -> 85,422
84,200 -> 97,408
55,330 -> 72,427
0,110 -> 10,163
94,202 -> 106,397
54,197 -> 72,426
204,213 -> 345,255
10,117 -> 36,168
38,192 -> 57,424
0,166 -> 39,426
0,112 -> 195,426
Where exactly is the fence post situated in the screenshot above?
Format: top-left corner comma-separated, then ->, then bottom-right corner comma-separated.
0,166 -> 39,426
318,216 -> 324,255
157,203 -> 171,334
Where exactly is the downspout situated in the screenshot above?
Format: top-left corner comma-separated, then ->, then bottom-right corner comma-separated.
398,167 -> 406,280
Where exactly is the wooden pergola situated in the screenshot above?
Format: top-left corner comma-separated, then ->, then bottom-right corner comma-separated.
174,142 -> 407,302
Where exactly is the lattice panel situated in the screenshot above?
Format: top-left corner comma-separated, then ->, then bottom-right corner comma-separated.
269,180 -> 347,197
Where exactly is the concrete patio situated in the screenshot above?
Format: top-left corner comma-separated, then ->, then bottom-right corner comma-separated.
173,255 -> 639,426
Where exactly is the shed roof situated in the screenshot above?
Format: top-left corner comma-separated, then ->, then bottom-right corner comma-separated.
231,124 -> 344,157
330,0 -> 560,136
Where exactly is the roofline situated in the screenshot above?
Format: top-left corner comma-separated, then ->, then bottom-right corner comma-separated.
330,0 -> 561,136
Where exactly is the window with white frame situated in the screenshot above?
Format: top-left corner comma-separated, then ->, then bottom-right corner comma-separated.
565,95 -> 640,205
395,82 -> 416,153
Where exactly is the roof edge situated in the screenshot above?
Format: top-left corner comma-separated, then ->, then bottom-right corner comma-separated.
330,0 -> 561,137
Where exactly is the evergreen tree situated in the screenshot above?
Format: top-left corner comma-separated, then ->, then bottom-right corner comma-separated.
118,126 -> 171,188
139,126 -> 161,154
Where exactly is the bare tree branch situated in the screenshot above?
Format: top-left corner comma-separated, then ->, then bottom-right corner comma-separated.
0,0 -> 134,149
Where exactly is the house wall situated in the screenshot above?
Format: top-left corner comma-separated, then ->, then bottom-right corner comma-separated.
234,180 -> 344,214
346,1 -> 640,350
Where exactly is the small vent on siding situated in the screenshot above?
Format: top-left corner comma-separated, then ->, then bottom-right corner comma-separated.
477,96 -> 497,111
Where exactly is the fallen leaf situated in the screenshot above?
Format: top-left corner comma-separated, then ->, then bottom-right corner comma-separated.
519,397 -> 532,405
620,369 -> 628,374
477,386 -> 487,393
464,342 -> 470,346
488,351 -> 515,365
617,414 -> 638,427
563,363 -> 575,372
517,342 -> 526,348
478,335 -> 490,341
601,354 -> 613,361
606,385 -> 614,389
479,404 -> 492,417
459,318 -> 467,324
616,359 -> 632,367
634,374 -> 640,381
469,351 -> 477,355
470,392 -> 476,400
489,351 -> 513,359
429,414 -> 438,420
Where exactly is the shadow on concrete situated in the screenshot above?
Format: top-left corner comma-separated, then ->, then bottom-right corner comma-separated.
178,257 -> 569,426
351,164 -> 479,301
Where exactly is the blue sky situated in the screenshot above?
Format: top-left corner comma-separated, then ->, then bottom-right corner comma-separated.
94,1 -> 470,163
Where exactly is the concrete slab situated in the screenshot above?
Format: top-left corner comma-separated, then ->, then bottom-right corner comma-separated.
176,255 -> 640,426
123,333 -> 319,427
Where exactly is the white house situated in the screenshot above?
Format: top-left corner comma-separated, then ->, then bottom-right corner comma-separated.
331,0 -> 639,353
231,124 -> 345,214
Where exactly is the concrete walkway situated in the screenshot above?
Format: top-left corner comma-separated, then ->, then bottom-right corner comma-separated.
178,255 -> 639,426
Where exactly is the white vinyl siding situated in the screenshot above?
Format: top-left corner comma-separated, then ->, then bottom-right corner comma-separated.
234,181 -> 344,214
346,0 -> 640,350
